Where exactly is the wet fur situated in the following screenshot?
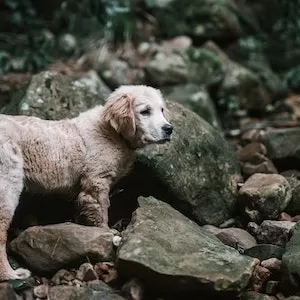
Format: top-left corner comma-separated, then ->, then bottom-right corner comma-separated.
0,85 -> 171,281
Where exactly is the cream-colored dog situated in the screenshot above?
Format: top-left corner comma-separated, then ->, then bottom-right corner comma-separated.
0,85 -> 173,281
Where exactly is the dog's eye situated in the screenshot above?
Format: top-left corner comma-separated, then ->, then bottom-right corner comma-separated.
161,108 -> 164,113
140,108 -> 151,116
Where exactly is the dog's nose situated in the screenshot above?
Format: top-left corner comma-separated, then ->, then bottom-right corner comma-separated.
162,124 -> 173,136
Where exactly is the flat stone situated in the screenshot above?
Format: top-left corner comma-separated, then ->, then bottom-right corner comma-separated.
117,196 -> 257,293
10,222 -> 115,274
203,225 -> 257,250
244,244 -> 285,261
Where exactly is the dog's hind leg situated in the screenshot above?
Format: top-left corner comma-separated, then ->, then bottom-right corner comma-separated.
0,139 -> 31,281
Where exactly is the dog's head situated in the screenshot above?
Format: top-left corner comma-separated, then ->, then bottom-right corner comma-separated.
102,85 -> 173,149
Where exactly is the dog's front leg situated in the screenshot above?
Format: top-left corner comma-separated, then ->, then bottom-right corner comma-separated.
75,177 -> 110,228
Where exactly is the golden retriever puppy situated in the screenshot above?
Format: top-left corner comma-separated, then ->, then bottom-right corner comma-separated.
0,85 -> 173,281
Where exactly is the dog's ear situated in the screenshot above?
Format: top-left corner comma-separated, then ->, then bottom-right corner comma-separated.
102,93 -> 136,138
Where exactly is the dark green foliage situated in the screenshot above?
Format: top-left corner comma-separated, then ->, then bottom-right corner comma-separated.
271,0 -> 300,45
53,0 -> 136,43
4,0 -> 44,32
0,52 -> 11,74
251,0 -> 300,71
144,0 -> 246,44
284,66 -> 300,93
2,0 -> 300,74
2,0 -> 54,73
1,0 -> 139,74
0,31 -> 55,74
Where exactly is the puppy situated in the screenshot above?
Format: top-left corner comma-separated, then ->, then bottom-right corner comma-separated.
0,85 -> 173,281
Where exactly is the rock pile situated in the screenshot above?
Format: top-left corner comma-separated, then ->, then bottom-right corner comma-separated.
3,1 -> 300,298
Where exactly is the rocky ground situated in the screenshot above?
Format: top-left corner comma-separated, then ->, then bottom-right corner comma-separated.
2,1 -> 300,300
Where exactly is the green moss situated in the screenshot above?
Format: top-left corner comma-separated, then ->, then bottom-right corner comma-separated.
136,101 -> 241,226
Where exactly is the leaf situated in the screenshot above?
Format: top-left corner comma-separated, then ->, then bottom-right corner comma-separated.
9,279 -> 26,290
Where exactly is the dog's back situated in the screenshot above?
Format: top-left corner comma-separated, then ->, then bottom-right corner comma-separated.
0,115 -> 86,192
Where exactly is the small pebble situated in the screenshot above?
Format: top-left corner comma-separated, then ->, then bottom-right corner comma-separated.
261,258 -> 281,271
73,279 -> 83,287
113,235 -> 122,247
76,263 -> 98,282
33,284 -> 49,298
251,265 -> 271,292
279,212 -> 293,221
51,269 -> 70,285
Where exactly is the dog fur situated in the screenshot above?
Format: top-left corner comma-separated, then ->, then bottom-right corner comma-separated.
0,85 -> 172,281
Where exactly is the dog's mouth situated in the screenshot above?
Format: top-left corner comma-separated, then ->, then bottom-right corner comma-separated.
144,137 -> 171,145
159,136 -> 171,143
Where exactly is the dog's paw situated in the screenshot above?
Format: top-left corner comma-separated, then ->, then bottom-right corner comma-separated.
0,267 -> 31,282
13,268 -> 31,280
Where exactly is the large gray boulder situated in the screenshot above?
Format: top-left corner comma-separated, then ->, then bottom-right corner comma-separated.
10,222 -> 115,274
117,197 -> 257,293
135,100 -> 242,225
2,70 -> 111,119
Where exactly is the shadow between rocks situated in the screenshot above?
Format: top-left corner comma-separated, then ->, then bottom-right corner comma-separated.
10,160 -> 191,234
109,160 -> 194,230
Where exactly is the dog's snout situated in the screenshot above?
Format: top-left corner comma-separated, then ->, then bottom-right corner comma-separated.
162,124 -> 173,136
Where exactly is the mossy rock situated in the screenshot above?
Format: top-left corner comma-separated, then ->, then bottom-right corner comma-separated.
134,100 -> 242,226
3,70 -> 111,119
117,196 -> 257,292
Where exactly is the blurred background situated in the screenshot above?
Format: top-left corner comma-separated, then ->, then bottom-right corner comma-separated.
1,0 -> 300,132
